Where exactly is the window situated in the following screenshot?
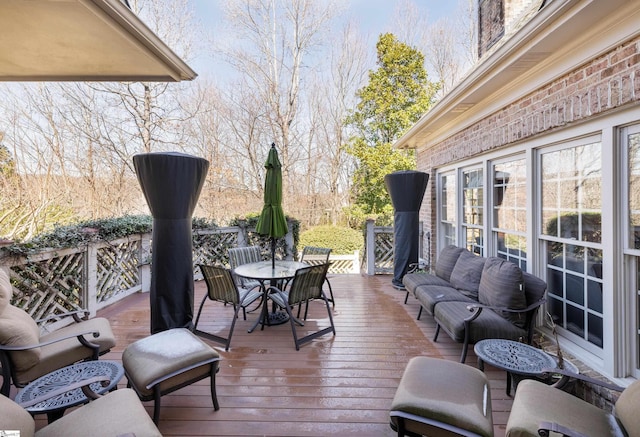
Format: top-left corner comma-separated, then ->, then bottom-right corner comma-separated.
493,158 -> 527,270
623,124 -> 640,375
439,172 -> 456,247
462,168 -> 484,255
540,140 -> 603,350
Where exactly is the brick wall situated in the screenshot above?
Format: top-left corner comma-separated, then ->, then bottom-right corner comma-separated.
418,34 -> 640,261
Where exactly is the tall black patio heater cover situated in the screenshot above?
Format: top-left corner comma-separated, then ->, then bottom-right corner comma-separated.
384,170 -> 429,289
133,152 -> 209,334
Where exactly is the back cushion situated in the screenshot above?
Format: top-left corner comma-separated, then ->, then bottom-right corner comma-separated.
478,257 -> 527,328
0,305 -> 41,371
435,245 -> 465,282
449,250 -> 486,299
0,268 -> 11,315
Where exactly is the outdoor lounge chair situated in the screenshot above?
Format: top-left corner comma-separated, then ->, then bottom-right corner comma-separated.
0,268 -> 115,396
390,356 -> 640,437
269,263 -> 336,350
0,385 -> 161,437
194,264 -> 262,350
506,367 -> 639,437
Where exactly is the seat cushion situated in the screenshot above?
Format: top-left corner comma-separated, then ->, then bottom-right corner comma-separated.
434,246 -> 465,282
506,379 -> 622,437
35,388 -> 161,437
615,379 -> 640,436
402,273 -> 451,295
415,285 -> 475,316
123,328 -> 220,397
478,257 -> 527,328
434,301 -> 527,343
16,317 -> 116,385
0,388 -> 36,437
390,356 -> 493,437
449,250 -> 486,299
0,304 -> 42,373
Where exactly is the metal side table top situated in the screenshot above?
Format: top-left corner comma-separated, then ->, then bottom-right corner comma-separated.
15,360 -> 124,422
474,339 -> 558,395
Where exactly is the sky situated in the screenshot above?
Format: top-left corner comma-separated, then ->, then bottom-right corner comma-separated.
189,0 -> 460,78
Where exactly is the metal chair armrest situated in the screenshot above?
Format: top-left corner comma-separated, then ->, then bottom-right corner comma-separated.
35,310 -> 90,324
538,420 -> 589,437
540,367 -> 625,392
0,329 -> 101,351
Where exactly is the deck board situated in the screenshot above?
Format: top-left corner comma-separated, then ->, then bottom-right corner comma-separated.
32,273 -> 513,436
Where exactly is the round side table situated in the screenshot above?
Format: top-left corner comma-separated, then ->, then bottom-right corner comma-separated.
474,339 -> 557,396
15,360 -> 124,423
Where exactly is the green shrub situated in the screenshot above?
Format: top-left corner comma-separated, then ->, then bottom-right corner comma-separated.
299,225 -> 363,255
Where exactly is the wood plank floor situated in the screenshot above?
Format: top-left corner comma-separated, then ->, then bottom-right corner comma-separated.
33,273 -> 514,436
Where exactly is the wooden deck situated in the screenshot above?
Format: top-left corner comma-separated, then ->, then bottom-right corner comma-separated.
35,273 -> 514,436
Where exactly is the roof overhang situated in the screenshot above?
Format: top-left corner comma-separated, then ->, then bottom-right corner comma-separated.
394,0 -> 640,150
0,0 -> 197,82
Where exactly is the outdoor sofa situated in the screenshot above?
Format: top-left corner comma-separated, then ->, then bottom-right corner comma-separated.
403,245 -> 547,362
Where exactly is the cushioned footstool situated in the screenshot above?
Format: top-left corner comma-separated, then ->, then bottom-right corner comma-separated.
389,356 -> 493,437
122,328 -> 221,424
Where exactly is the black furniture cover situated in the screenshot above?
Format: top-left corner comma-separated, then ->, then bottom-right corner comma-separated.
133,152 -> 209,333
384,170 -> 429,289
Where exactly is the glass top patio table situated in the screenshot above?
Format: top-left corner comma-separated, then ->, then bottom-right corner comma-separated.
234,260 -> 308,332
233,260 -> 308,281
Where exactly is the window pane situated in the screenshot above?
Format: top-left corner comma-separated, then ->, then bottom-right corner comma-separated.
542,141 -> 602,349
628,133 -> 640,249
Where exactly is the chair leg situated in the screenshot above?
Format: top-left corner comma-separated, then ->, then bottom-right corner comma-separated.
153,385 -> 162,424
433,324 -> 440,341
404,291 -> 409,304
0,351 -> 12,397
325,278 -> 335,307
417,306 -> 423,320
194,294 -> 208,329
210,361 -> 220,411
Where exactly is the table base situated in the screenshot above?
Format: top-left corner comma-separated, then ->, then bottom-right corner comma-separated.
267,311 -> 289,325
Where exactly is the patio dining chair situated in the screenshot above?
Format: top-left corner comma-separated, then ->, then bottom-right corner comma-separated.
0,268 -> 115,397
269,263 -> 335,350
228,246 -> 262,290
298,246 -> 335,316
194,264 -> 262,350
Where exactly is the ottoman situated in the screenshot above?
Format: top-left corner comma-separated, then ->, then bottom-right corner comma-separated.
122,328 -> 221,424
389,356 -> 493,437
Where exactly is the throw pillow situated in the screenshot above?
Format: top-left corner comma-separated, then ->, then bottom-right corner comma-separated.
449,250 -> 486,299
434,245 -> 465,282
478,257 -> 527,328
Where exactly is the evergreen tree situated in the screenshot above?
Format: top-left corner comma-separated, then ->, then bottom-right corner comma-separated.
345,33 -> 439,224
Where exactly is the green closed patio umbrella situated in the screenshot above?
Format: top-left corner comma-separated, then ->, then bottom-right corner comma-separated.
256,143 -> 289,268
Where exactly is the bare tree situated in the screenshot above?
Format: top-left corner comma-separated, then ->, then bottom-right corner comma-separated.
218,0 -> 339,211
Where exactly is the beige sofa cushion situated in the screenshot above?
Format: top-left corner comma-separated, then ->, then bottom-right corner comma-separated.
16,317 -> 116,385
35,388 -> 161,437
0,388 -> 37,437
0,268 -> 11,314
615,379 -> 640,436
0,304 -> 42,372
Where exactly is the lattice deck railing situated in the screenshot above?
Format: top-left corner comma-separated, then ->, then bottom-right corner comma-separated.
1,226 -> 368,323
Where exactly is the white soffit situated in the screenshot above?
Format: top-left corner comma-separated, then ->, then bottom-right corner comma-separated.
395,0 -> 640,150
0,0 -> 196,82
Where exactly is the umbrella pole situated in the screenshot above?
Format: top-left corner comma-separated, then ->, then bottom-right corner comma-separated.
271,237 -> 276,269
